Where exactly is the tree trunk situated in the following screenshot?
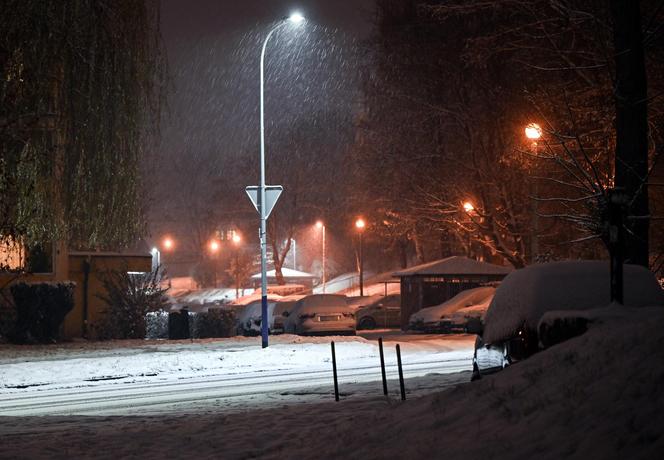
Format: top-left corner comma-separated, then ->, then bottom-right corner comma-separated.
611,0 -> 649,267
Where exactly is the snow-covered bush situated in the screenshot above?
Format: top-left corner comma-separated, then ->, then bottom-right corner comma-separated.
9,281 -> 75,343
190,309 -> 236,338
145,310 -> 169,339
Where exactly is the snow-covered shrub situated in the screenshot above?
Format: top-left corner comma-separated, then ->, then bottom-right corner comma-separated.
9,281 -> 75,343
95,268 -> 169,340
145,310 -> 169,339
190,309 -> 236,338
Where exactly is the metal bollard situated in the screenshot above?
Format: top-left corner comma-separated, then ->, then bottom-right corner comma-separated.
331,341 -> 340,401
396,344 -> 406,401
379,337 -> 388,396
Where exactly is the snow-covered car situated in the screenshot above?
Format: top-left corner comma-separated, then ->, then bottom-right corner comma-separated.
355,294 -> 401,329
236,300 -> 277,336
408,287 -> 496,332
472,261 -> 664,379
271,297 -> 304,334
439,295 -> 493,334
283,294 -> 356,336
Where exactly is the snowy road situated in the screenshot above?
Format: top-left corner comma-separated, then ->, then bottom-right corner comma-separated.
0,333 -> 474,416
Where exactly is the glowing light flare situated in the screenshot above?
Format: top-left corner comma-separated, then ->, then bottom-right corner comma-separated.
525,123 -> 543,140
232,233 -> 242,244
463,202 -> 475,213
163,238 -> 174,251
355,218 -> 366,230
288,12 -> 305,24
316,220 -> 324,229
209,240 -> 220,252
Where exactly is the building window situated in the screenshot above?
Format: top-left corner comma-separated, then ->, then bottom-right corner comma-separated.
0,236 -> 24,271
0,237 -> 53,274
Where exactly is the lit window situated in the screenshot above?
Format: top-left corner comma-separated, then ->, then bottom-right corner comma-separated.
0,236 -> 25,271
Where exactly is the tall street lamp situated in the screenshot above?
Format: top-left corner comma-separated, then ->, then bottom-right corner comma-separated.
258,12 -> 305,348
524,123 -> 542,264
355,218 -> 366,296
209,239 -> 220,287
316,221 -> 326,293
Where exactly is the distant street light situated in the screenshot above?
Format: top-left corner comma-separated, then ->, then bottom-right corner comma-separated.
355,218 -> 366,296
256,12 -> 305,348
316,221 -> 326,293
525,123 -> 542,140
463,201 -> 475,213
162,237 -> 174,251
209,239 -> 221,287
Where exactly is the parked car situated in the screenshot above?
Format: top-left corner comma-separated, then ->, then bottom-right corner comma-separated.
271,297 -> 304,334
408,287 -> 496,332
472,261 -> 664,379
283,294 -> 356,336
355,294 -> 401,329
439,295 -> 493,334
236,300 -> 277,336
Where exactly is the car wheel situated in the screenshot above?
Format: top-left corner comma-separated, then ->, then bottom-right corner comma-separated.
359,317 -> 376,330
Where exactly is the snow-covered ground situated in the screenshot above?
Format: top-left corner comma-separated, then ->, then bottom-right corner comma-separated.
0,333 -> 473,416
1,305 -> 662,459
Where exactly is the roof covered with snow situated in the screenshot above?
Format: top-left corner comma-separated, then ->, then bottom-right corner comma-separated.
250,268 -> 316,279
393,256 -> 512,277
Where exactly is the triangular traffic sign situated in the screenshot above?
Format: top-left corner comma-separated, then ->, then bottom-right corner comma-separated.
245,185 -> 283,219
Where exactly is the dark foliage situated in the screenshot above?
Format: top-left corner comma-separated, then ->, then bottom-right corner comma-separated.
190,309 -> 236,339
9,281 -> 74,343
95,268 -> 168,340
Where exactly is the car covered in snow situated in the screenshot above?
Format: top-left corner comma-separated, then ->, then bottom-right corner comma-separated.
283,294 -> 356,336
271,297 -> 305,334
472,261 -> 664,379
408,287 -> 496,332
439,295 -> 493,334
355,294 -> 401,329
236,300 -> 278,336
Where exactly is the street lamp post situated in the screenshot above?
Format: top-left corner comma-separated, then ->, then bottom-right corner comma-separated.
525,123 -> 543,264
355,218 -> 366,296
258,12 -> 304,348
316,221 -> 326,293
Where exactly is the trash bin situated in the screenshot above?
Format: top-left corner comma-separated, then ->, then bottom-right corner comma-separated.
168,308 -> 190,340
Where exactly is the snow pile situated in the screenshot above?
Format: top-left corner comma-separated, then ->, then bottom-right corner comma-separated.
483,261 -> 664,344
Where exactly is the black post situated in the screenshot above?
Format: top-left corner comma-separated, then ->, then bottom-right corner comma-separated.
379,337 -> 388,396
331,341 -> 340,401
608,188 -> 627,304
396,344 -> 406,401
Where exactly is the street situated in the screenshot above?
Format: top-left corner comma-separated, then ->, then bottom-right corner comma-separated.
0,332 -> 474,416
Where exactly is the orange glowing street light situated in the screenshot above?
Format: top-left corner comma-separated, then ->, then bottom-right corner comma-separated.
463,201 -> 475,213
232,233 -> 242,244
525,123 -> 542,140
163,237 -> 174,251
209,240 -> 220,252
315,221 -> 326,292
354,218 -> 366,296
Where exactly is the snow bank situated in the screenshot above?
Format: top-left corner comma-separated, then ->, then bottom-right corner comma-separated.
2,307 -> 663,459
483,261 -> 664,344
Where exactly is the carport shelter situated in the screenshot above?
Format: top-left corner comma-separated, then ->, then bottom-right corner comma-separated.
393,256 -> 512,329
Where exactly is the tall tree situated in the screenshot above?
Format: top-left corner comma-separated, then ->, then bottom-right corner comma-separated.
0,0 -> 165,250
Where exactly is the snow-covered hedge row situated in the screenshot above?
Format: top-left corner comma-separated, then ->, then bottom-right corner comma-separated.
144,309 -> 237,340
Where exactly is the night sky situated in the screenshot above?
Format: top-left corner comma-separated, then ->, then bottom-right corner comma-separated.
152,0 -> 374,264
